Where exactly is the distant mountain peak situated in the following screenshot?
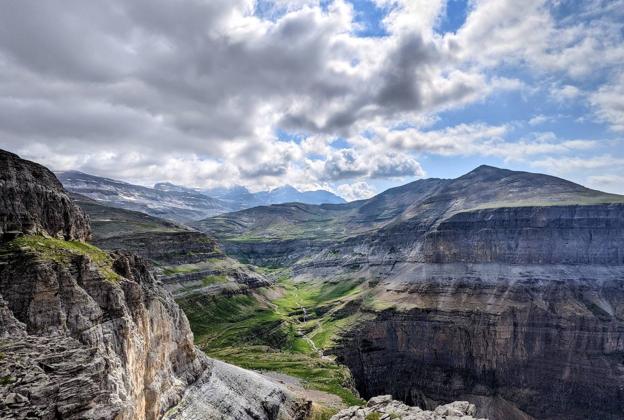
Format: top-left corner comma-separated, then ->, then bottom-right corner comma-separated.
153,181 -> 197,194
463,164 -> 511,177
270,184 -> 298,193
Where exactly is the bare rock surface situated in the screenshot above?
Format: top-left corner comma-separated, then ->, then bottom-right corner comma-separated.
0,150 -> 308,420
332,263 -> 624,420
164,360 -> 310,420
0,248 -> 207,419
0,149 -> 90,241
331,395 -> 485,420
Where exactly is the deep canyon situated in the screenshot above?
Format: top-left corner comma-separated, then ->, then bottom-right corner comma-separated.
2,149 -> 624,420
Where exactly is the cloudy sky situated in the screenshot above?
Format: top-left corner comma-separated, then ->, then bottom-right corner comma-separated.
1,0 -> 623,200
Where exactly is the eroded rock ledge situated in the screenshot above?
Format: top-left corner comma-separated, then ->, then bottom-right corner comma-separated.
331,395 -> 485,420
0,150 -> 309,420
0,150 -> 90,241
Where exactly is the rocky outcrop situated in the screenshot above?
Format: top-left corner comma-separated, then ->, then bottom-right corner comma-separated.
95,231 -> 222,265
222,238 -> 328,267
332,263 -> 624,420
0,150 -> 90,241
0,150 -> 309,420
0,245 -> 207,419
331,395 -> 485,420
164,359 -> 310,420
423,204 -> 624,264
160,257 -> 272,296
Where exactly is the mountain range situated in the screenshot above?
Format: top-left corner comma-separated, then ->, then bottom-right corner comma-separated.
189,164 -> 624,419
57,170 -> 345,223
4,149 -> 624,420
194,164 -> 624,245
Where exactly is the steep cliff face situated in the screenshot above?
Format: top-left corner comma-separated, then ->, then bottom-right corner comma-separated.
423,204 -> 624,264
0,150 -> 309,420
0,150 -> 90,241
95,231 -> 222,265
331,264 -> 624,420
0,240 -> 207,419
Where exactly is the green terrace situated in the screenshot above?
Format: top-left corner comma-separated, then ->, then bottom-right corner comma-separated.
177,273 -> 371,408
1,235 -> 121,282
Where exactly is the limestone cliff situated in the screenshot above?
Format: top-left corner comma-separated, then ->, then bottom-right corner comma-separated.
331,263 -> 624,420
0,245 -> 206,419
331,395 -> 485,420
423,204 -> 624,264
0,150 -> 308,420
0,150 -> 90,241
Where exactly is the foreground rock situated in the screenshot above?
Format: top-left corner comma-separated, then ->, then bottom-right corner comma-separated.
0,150 -> 90,241
331,395 -> 485,420
0,150 -> 308,420
164,360 -> 310,420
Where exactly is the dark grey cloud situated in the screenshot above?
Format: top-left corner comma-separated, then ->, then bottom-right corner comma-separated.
0,0 -> 547,194
318,148 -> 423,181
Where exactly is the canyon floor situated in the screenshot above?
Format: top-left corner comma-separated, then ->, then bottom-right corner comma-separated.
3,149 -> 623,420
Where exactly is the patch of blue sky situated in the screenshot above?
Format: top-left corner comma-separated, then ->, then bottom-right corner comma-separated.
330,137 -> 351,148
359,129 -> 376,139
428,61 -> 607,142
347,0 -> 391,37
436,0 -> 469,34
275,128 -> 308,143
253,0 -> 284,21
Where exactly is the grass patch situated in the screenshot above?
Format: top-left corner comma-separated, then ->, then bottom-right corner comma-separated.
273,278 -> 363,317
208,346 -> 363,406
178,293 -> 289,349
3,235 -> 120,282
308,404 -> 339,420
0,375 -> 15,385
202,274 -> 228,286
178,277 -> 367,406
162,263 -> 203,275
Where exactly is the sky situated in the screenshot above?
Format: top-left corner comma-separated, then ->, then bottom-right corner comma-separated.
0,0 -> 623,201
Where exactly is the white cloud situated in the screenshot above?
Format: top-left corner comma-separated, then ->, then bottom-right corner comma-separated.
336,181 -> 376,201
589,73 -> 624,132
586,174 -> 624,194
550,84 -> 582,103
0,0 -> 621,192
531,154 -> 624,173
528,115 -> 550,126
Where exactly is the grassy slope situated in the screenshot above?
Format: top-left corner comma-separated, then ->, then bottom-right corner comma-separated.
196,168 -> 624,244
1,235 -> 121,281
72,194 -> 186,239
177,271 -> 369,407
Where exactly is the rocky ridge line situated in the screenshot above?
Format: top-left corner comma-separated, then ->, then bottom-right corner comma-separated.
0,150 -> 90,241
0,149 -> 309,420
331,395 -> 485,420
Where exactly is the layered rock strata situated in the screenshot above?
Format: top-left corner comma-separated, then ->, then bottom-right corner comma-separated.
0,149 -> 308,420
0,150 -> 90,241
332,263 -> 624,420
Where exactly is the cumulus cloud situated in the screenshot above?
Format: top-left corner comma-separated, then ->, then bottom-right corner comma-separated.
589,73 -> 624,132
0,0 -> 621,192
531,154 -> 624,173
336,181 -> 376,201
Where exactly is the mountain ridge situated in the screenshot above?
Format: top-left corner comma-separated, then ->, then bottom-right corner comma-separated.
56,170 -> 346,223
194,164 -> 624,245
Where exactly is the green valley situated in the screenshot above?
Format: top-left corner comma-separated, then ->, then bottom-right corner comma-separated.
177,271 -> 370,408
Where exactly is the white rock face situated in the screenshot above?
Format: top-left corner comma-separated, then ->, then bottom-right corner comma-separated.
331,395 -> 486,420
164,359 -> 310,420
